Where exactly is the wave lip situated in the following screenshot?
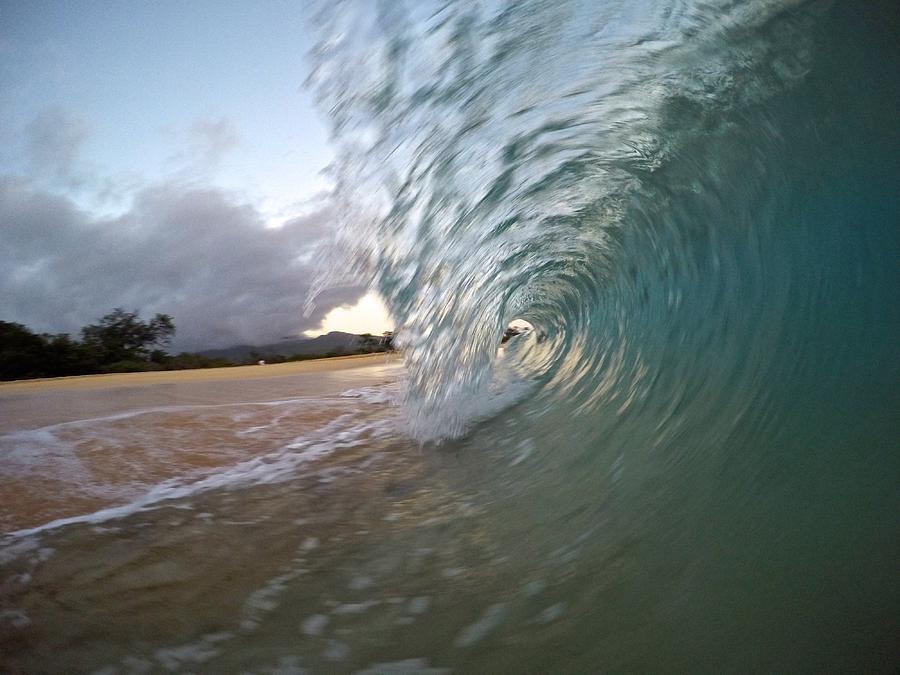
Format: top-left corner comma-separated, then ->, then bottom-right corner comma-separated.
307,0 -> 829,440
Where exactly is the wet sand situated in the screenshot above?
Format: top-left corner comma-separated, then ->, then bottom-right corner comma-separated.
0,353 -> 403,532
0,354 -> 399,432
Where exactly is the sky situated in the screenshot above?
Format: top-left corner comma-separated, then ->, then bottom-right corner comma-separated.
0,0 -> 392,351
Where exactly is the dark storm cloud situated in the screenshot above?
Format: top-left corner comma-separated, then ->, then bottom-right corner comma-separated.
24,106 -> 91,189
0,176 -> 365,351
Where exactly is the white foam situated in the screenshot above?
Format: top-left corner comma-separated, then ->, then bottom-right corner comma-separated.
2,396 -> 320,443
332,600 -> 380,615
153,631 -> 232,671
301,613 -> 329,636
407,596 -> 431,615
510,438 -> 535,466
522,579 -> 546,597
454,603 -> 508,647
0,394 -> 359,481
405,371 -> 537,443
532,602 -> 567,624
340,384 -> 398,405
2,413 -> 397,540
348,574 -> 374,590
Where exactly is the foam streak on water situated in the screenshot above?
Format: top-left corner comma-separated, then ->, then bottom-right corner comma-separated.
0,385 -> 400,534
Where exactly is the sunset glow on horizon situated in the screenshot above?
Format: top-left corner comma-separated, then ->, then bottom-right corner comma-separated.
303,291 -> 394,337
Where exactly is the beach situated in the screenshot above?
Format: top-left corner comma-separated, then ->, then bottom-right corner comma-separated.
0,354 -> 397,431
2,352 -> 558,674
0,353 -> 395,396
0,350 -> 482,674
0,353 -> 401,533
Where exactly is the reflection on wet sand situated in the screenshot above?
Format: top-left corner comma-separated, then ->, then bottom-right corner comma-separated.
0,355 -> 399,533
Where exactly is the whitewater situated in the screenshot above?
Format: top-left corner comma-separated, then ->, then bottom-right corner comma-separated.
2,0 -> 899,672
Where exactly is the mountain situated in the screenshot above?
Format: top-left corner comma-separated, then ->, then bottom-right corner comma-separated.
198,331 -> 369,362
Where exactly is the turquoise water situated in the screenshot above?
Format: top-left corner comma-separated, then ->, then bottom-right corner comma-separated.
309,0 -> 900,669
1,1 -> 898,672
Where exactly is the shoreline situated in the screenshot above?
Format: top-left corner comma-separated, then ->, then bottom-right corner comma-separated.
0,351 -> 402,532
0,352 -> 399,395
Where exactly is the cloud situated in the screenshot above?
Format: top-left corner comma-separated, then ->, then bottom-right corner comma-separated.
166,116 -> 240,179
188,116 -> 239,169
24,105 -> 90,188
0,176 -> 366,351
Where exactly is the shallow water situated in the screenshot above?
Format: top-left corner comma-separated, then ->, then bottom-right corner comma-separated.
3,0 -> 900,672
0,360 -> 401,532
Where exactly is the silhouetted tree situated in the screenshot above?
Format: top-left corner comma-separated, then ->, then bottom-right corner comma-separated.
80,309 -> 175,365
42,333 -> 97,376
0,321 -> 47,379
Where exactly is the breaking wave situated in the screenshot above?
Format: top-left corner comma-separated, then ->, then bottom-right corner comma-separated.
309,0 -> 899,444
306,3 -> 900,664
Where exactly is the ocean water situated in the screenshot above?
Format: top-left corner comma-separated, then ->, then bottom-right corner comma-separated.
2,0 -> 899,672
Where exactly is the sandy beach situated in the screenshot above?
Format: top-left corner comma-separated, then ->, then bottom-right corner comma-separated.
0,352 -> 398,395
0,352 -> 401,436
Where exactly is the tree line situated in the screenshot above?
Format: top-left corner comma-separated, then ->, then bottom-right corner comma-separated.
0,308 -> 225,380
0,310 -> 394,381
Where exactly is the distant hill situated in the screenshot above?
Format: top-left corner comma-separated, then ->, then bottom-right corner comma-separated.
198,331 -> 374,363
